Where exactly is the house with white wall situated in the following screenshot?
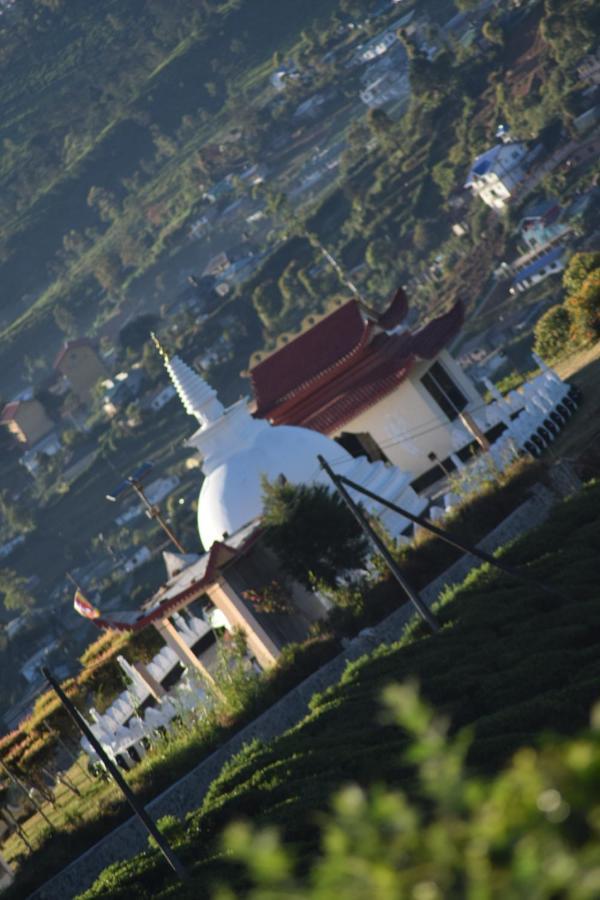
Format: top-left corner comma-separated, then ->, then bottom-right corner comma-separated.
464,141 -> 529,211
249,290 -> 483,480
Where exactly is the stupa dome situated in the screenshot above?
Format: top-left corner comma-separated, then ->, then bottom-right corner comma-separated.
155,336 -> 426,552
152,338 -> 353,550
196,420 -> 353,550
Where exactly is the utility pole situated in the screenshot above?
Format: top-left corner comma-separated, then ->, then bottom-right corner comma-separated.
317,455 -> 440,633
330,471 -> 566,601
0,758 -> 55,833
106,462 -> 187,554
42,667 -> 189,884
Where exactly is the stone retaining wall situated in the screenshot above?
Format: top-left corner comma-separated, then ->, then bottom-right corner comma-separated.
30,483 -> 558,899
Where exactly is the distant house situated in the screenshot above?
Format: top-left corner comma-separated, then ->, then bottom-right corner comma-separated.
239,163 -> 268,186
53,338 -> 107,405
202,251 -> 233,278
102,369 -> 145,417
0,534 -> 26,561
20,639 -> 60,685
145,384 -> 177,413
203,176 -> 235,204
360,49 -> 410,108
123,546 -> 152,575
573,104 -> 600,135
293,94 -> 326,120
270,65 -> 300,92
464,141 -> 529,211
578,50 -> 600,85
20,432 -> 62,476
517,198 -> 568,252
510,245 -> 568,295
1,397 -> 54,447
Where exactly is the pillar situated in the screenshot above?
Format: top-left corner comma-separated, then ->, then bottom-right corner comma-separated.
206,577 -> 280,669
132,661 -> 166,701
459,411 -> 491,451
154,616 -> 218,688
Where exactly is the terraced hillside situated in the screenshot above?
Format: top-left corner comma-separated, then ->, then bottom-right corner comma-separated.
74,479 -> 600,898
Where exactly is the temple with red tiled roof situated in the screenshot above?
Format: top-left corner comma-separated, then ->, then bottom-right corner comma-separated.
249,289 -> 483,478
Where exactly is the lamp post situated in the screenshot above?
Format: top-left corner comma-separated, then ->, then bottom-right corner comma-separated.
106,462 -> 186,554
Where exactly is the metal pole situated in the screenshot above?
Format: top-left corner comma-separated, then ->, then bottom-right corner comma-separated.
0,758 -> 55,832
2,808 -> 33,853
317,455 -> 440,633
131,483 -> 187,554
335,473 -> 566,600
40,721 -> 93,783
42,668 -> 190,884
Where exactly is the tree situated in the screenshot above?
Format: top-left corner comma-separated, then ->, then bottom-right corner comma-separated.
0,491 -> 34,540
482,20 -> 504,47
533,305 -> 572,361
86,186 -> 119,223
119,314 -> 159,352
562,252 -> 600,297
412,221 -> 431,252
91,252 -> 122,295
219,683 -> 600,900
262,480 -> 369,588
432,161 -> 457,199
0,569 -> 34,612
52,304 -> 77,338
252,281 -> 282,332
565,269 -> 600,347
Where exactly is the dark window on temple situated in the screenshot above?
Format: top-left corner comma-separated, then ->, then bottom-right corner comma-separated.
335,431 -> 390,463
420,362 -> 467,421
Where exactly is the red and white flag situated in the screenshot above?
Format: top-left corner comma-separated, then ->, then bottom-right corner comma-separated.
73,590 -> 100,620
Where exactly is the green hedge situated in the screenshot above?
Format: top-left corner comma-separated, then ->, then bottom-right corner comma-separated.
72,481 -> 600,899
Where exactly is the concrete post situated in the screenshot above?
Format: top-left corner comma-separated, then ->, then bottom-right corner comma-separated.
132,661 -> 166,701
154,617 -> 218,688
206,577 -> 280,669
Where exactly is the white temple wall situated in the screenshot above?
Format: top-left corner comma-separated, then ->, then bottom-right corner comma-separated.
330,351 -> 482,478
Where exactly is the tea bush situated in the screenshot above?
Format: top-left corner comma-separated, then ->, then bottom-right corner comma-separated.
77,482 -> 600,899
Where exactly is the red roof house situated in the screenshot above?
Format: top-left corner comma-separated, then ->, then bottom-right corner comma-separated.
249,291 -> 465,435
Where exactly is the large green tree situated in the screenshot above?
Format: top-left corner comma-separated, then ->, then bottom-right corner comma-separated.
262,479 -> 369,588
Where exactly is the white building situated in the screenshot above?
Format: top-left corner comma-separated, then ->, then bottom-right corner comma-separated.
509,245 -> 568,295
464,141 -> 529,211
249,292 -> 483,482
155,335 -> 429,551
360,59 -> 410,108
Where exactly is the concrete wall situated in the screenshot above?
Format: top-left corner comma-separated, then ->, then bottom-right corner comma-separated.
10,401 -> 54,446
333,350 -> 482,476
30,483 -> 558,900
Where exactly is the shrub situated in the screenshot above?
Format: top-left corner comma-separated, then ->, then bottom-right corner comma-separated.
262,479 -> 369,588
216,685 -> 600,900
565,268 -> 600,347
533,304 -> 572,360
562,250 -> 600,296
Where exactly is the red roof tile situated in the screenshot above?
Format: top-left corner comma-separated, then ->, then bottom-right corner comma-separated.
377,286 -> 409,330
256,301 -> 465,435
250,300 -> 370,415
409,300 -> 464,358
93,530 -> 262,633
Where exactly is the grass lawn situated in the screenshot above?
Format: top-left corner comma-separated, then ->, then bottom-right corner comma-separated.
551,342 -> 600,459
7,478 -> 598,899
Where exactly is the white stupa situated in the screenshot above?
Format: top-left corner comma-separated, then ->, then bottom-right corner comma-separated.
155,337 -> 427,550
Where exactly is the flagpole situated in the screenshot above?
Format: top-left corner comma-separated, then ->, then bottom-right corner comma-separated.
66,571 -> 84,593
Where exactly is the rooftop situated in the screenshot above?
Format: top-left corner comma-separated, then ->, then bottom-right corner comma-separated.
250,292 -> 464,433
93,522 -> 262,633
53,337 -> 95,370
512,245 -> 566,285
